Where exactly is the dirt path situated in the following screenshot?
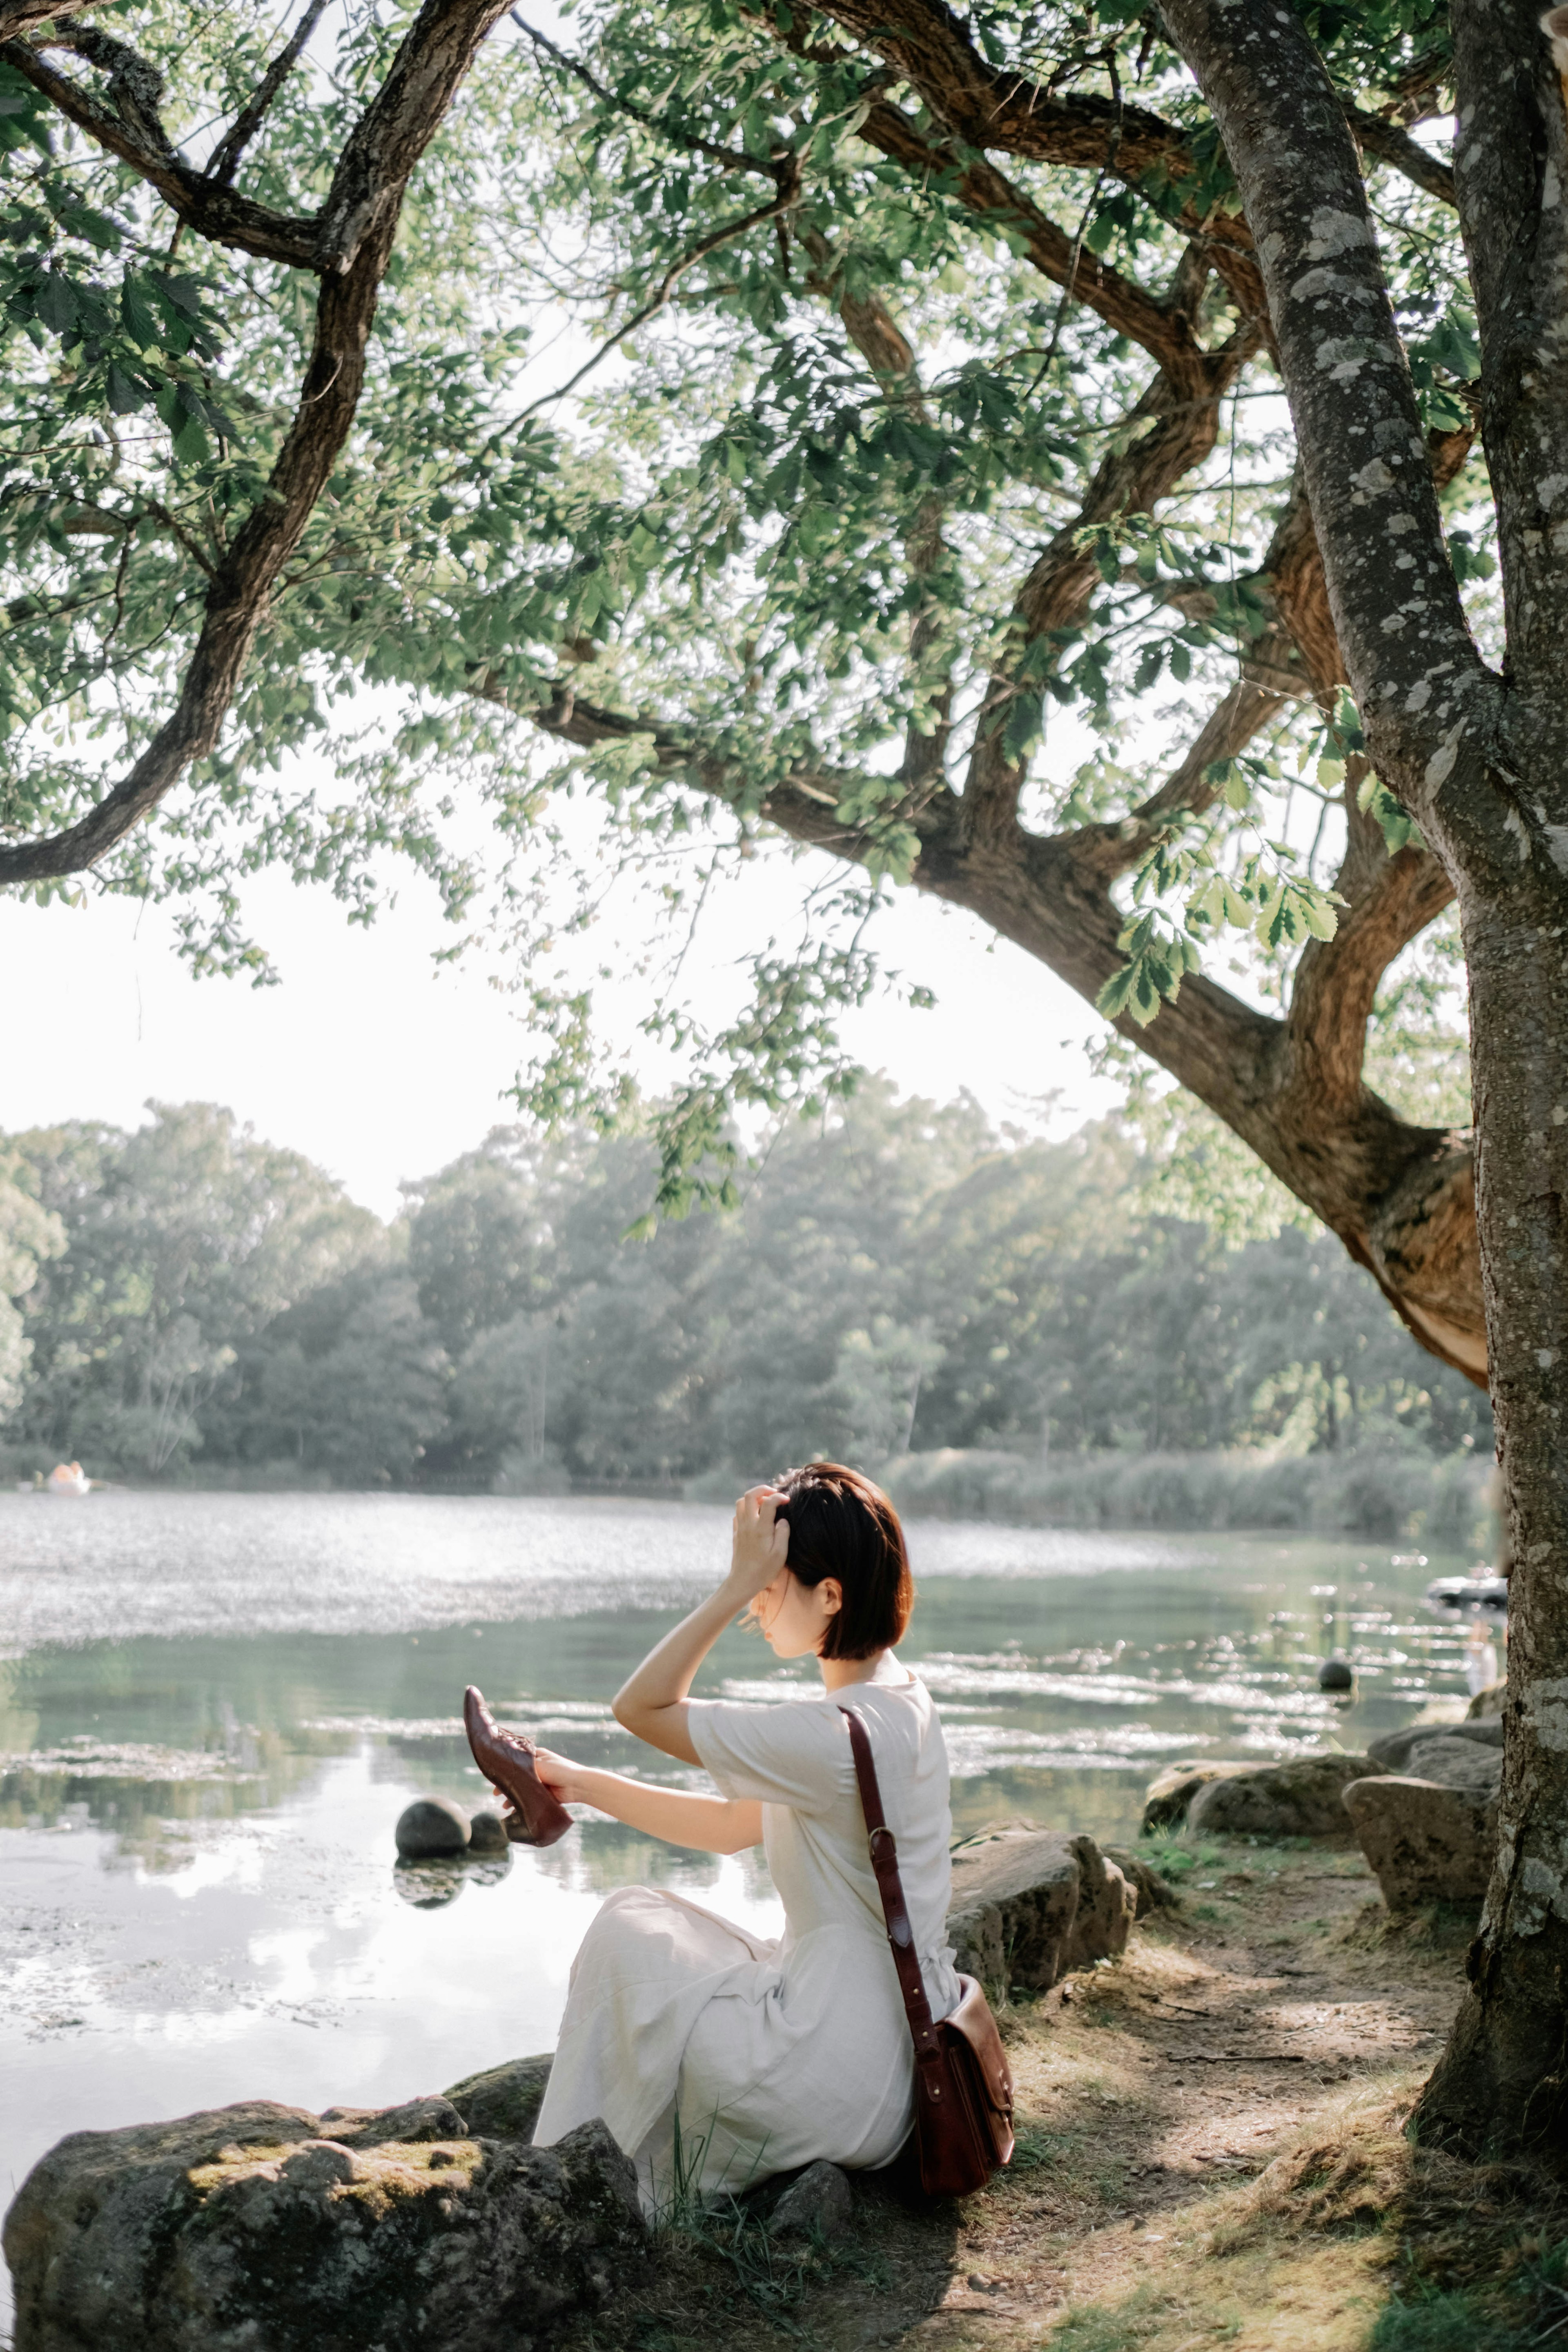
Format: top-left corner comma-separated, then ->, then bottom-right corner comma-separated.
568,1838 -> 1561,2352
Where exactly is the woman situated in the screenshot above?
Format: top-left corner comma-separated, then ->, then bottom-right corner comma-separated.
507,1463 -> 958,2208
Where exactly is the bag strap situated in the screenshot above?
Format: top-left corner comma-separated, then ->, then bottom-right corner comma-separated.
839,1704 -> 946,2088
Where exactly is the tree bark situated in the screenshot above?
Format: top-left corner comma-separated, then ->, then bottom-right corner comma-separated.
1157,0 -> 1568,2166
1406,0 -> 1568,2160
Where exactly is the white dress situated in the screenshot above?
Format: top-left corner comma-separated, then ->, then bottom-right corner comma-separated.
531,1654 -> 960,2205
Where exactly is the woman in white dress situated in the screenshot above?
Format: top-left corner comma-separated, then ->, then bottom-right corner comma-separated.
525,1462 -> 960,2207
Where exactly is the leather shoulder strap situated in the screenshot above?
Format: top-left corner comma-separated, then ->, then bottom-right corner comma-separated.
840,1704 -> 942,2071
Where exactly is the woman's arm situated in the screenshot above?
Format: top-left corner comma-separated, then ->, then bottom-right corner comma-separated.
612,1486 -> 789,1764
532,1752 -> 763,1854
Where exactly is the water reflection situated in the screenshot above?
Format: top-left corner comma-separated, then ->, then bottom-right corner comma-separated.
392,1853 -> 513,1908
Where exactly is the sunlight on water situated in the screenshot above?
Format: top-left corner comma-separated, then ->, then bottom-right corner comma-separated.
0,1488 -> 1489,2315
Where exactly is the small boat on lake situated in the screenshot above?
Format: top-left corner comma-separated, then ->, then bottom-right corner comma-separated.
44,1461 -> 91,1497
1425,1572 -> 1508,1615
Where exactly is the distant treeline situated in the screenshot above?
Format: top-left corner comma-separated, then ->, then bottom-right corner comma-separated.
0,1086 -> 1490,1490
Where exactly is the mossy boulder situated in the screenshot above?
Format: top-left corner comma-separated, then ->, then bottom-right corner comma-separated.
1140,1760 -> 1257,1834
2,2062 -> 634,2352
946,1828 -> 1134,1995
1184,1753 -> 1386,1843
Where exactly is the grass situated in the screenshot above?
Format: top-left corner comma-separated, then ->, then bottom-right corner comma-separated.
628,2110 -> 899,2346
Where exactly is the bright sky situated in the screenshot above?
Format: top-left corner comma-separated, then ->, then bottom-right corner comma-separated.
0,808 -> 1120,1221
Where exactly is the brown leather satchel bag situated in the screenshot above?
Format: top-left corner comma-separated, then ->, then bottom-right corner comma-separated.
840,1704 -> 1014,2198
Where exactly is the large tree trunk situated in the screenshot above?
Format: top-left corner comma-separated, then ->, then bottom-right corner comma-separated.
1156,0 -> 1568,2159
1416,854 -> 1568,2150
1411,0 -> 1568,2156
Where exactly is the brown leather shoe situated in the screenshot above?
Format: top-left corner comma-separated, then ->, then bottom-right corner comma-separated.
462,1686 -> 574,1848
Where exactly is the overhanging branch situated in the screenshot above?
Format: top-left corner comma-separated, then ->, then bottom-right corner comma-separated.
0,0 -> 516,884
2,33 -> 321,266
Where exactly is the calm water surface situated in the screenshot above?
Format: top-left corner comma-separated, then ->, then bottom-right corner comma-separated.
0,1489 -> 1486,2310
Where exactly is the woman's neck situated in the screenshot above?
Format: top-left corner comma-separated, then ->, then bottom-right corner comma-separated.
817,1648 -> 888,1693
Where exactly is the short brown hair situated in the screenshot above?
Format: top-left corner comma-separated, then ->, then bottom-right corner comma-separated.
773,1462 -> 915,1661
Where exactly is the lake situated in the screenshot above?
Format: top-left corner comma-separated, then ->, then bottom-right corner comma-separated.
0,1488 -> 1483,2317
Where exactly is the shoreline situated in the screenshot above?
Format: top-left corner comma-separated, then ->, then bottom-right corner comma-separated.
1,1445 -> 1498,1549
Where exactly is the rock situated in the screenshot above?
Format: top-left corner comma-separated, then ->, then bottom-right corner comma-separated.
395,1795 -> 472,1859
769,2160 -> 854,2243
1467,1678 -> 1506,1719
1140,1760 -> 1256,1833
3,2094 -> 641,2352
947,1829 -> 1134,1995
1064,1838 -> 1138,1971
1342,1774 -> 1497,1910
1317,1657 -> 1355,1692
442,2056 -> 553,2145
1401,1735 -> 1503,1799
468,1809 -> 509,1854
1103,1846 -> 1180,1914
1185,1752 -> 1385,1844
330,2094 -> 469,2147
1373,1712 -> 1504,1768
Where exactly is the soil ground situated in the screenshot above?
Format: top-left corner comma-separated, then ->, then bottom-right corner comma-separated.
562,1835 -> 1566,2352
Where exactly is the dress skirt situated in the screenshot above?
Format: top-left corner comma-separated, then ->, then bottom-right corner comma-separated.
532,1884 -> 919,2207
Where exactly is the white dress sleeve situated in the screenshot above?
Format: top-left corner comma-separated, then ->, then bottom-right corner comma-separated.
688,1697 -> 849,1813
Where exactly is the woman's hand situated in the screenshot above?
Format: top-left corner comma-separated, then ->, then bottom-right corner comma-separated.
610,1489 -> 789,1766
492,1746 -> 581,1824
726,1485 -> 790,1607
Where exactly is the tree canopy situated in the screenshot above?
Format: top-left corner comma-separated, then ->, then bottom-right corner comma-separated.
0,0 -> 1482,1377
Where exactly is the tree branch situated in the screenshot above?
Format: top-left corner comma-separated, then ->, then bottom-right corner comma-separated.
509,7 -> 780,180
855,96 -> 1203,371
1286,780 -> 1455,1121
795,0 -> 1440,266
0,0 -> 515,883
960,333 -> 1258,848
801,232 -> 958,796
805,0 -> 1194,176
0,0 -> 91,36
1068,678 -> 1287,884
205,0 -> 332,189
1346,104 -> 1456,205
312,0 -> 515,273
3,33 -> 321,266
468,655 -> 1485,1379
8,0 -> 518,278
518,152 -> 802,420
1449,0 -> 1568,711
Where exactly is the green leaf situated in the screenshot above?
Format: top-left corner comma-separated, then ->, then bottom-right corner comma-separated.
156,381 -> 211,464
1000,690 -> 1042,764
105,361 -> 145,416
34,272 -> 77,337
